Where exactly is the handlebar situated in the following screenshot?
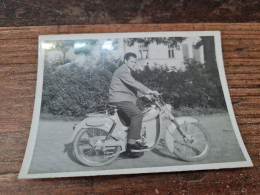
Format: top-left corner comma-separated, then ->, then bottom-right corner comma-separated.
143,93 -> 165,105
144,93 -> 163,99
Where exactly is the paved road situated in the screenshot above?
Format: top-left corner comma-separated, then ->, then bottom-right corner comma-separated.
28,114 -> 246,174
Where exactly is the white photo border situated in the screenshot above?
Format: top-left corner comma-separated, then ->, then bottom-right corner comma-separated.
19,31 -> 253,179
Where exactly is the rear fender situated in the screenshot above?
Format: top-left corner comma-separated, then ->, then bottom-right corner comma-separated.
67,118 -> 112,144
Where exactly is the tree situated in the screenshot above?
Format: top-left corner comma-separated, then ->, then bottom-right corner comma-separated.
44,39 -> 99,65
50,40 -> 74,62
195,36 -> 226,108
124,37 -> 186,49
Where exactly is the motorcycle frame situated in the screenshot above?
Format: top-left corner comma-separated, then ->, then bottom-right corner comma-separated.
69,95 -> 199,153
69,106 -> 164,153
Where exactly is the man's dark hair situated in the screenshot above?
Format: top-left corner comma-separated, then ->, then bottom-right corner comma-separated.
124,52 -> 137,61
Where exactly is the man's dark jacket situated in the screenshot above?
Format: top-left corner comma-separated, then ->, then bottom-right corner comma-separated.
109,64 -> 150,104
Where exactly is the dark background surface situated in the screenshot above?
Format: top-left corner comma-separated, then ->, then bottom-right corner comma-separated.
0,0 -> 260,26
0,1 -> 260,194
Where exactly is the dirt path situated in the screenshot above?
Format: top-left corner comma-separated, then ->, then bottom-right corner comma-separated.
28,114 -> 245,174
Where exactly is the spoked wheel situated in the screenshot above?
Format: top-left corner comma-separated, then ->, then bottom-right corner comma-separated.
165,122 -> 211,161
73,128 -> 120,166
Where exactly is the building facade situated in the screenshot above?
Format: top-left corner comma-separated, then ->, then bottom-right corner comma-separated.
120,36 -> 204,70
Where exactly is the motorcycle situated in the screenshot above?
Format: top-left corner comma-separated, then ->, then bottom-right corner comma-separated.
67,94 -> 211,166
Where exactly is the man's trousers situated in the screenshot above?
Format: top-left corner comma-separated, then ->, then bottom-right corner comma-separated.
110,101 -> 143,140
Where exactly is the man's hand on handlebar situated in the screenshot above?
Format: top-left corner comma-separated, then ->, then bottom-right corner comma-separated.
143,90 -> 162,100
148,90 -> 160,96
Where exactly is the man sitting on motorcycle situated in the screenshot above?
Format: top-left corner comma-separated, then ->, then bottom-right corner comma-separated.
108,52 -> 159,151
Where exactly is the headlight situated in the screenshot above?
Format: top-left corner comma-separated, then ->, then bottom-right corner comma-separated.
165,104 -> 172,111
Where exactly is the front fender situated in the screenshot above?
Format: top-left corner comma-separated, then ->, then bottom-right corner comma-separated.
175,116 -> 199,124
167,116 -> 199,133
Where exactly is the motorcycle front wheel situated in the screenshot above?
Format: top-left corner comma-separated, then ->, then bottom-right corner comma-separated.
73,128 -> 120,166
165,122 -> 211,162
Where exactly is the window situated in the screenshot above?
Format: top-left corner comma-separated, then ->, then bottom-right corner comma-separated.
138,44 -> 149,59
192,45 -> 201,61
168,46 -> 175,58
182,44 -> 189,60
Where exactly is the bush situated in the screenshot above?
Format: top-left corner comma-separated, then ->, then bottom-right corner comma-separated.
41,58 -> 227,117
41,63 -> 113,116
134,59 -> 226,111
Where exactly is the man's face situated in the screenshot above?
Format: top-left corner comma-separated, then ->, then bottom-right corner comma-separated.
124,56 -> 137,70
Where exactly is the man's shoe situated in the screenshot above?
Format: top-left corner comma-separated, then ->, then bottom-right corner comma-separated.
127,142 -> 148,150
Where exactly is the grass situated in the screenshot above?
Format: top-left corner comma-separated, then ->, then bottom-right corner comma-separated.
173,106 -> 228,117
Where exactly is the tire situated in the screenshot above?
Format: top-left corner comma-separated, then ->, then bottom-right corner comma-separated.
73,128 -> 120,166
165,122 -> 211,162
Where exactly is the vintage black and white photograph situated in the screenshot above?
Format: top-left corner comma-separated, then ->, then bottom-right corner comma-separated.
19,31 -> 252,179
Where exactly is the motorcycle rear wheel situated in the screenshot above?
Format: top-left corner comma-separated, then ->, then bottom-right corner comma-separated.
165,122 -> 211,162
73,128 -> 120,166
